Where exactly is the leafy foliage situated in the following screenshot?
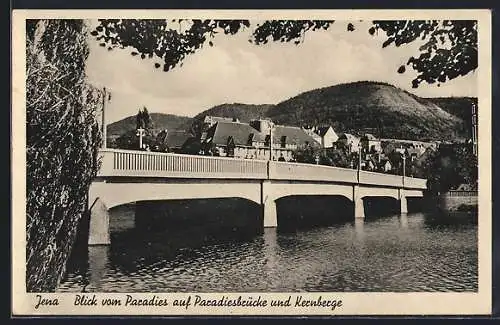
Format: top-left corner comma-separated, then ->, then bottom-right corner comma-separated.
135,106 -> 154,132
191,103 -> 273,124
92,19 -> 477,88
415,143 -> 477,194
107,113 -> 191,142
251,20 -> 334,45
372,20 -> 477,88
26,20 -> 102,292
426,97 -> 477,137
114,129 -> 167,151
293,146 -> 353,168
92,19 -> 250,72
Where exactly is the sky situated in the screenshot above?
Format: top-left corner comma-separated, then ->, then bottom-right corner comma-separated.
84,20 -> 478,124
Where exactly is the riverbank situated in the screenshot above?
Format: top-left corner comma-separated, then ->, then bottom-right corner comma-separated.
438,191 -> 478,212
419,193 -> 478,224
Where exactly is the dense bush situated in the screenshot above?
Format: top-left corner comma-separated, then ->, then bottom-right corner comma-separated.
416,143 -> 477,195
292,146 -> 353,168
26,20 -> 102,292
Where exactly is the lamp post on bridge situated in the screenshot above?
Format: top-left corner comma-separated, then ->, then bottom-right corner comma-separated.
100,87 -> 112,149
357,143 -> 362,182
402,152 -> 406,187
269,120 -> 275,161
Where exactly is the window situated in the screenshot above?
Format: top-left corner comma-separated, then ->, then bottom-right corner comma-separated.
280,136 -> 287,148
247,133 -> 254,146
264,135 -> 271,147
227,136 -> 235,157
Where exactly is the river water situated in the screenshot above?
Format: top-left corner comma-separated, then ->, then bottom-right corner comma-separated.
57,199 -> 477,293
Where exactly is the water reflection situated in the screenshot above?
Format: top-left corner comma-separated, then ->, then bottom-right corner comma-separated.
400,213 -> 409,229
88,246 -> 109,291
354,218 -> 365,241
263,228 -> 278,271
58,201 -> 478,293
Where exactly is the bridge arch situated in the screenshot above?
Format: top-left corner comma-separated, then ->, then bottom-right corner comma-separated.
275,194 -> 354,230
88,180 -> 262,245
356,186 -> 400,201
361,196 -> 401,218
89,179 -> 262,210
264,182 -> 354,203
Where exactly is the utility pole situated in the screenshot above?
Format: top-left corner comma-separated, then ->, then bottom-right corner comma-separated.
269,121 -> 274,161
402,153 -> 406,187
357,144 -> 362,182
472,102 -> 478,156
101,87 -> 111,149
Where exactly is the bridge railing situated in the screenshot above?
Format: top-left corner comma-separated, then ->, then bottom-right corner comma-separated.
358,170 -> 427,190
359,170 -> 403,188
96,149 -> 427,189
404,176 -> 427,190
97,149 -> 268,179
269,161 -> 358,183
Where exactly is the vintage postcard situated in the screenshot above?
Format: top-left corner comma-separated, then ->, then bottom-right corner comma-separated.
12,9 -> 492,316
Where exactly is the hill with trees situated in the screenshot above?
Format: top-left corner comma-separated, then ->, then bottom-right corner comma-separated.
107,112 -> 191,138
108,82 -> 475,143
266,81 -> 469,141
190,103 -> 273,123
425,97 -> 477,137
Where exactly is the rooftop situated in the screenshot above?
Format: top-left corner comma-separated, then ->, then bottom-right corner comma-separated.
205,121 -> 320,148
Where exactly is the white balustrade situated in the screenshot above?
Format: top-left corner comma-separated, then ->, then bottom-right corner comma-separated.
97,149 -> 268,179
359,170 -> 403,187
403,176 -> 428,190
96,149 -> 427,189
269,161 -> 358,183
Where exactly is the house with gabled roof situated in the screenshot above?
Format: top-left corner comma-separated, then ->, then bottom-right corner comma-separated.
303,125 -> 338,148
201,118 -> 320,161
155,129 -> 191,153
379,158 -> 393,172
317,126 -> 338,148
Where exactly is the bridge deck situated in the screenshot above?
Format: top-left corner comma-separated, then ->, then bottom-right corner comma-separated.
97,149 -> 427,190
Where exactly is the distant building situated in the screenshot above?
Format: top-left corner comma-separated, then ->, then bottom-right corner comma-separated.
361,133 -> 382,153
395,145 -> 406,155
156,129 -> 191,153
380,138 -> 436,153
365,158 -> 376,171
302,126 -> 323,145
380,159 -> 392,172
203,115 -> 240,128
337,133 -> 361,153
201,119 -> 320,161
203,121 -> 265,159
315,126 -> 338,148
406,147 -> 420,162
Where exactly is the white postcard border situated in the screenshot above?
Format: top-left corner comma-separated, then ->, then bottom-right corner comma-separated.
11,9 -> 492,316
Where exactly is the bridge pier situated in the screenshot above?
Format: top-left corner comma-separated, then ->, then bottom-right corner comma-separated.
353,185 -> 365,219
399,189 -> 408,214
262,180 -> 278,228
88,197 -> 111,245
263,200 -> 278,228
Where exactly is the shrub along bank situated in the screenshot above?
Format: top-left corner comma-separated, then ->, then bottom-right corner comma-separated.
26,20 -> 102,292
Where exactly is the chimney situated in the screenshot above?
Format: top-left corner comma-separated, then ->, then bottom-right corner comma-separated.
251,119 -> 272,134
